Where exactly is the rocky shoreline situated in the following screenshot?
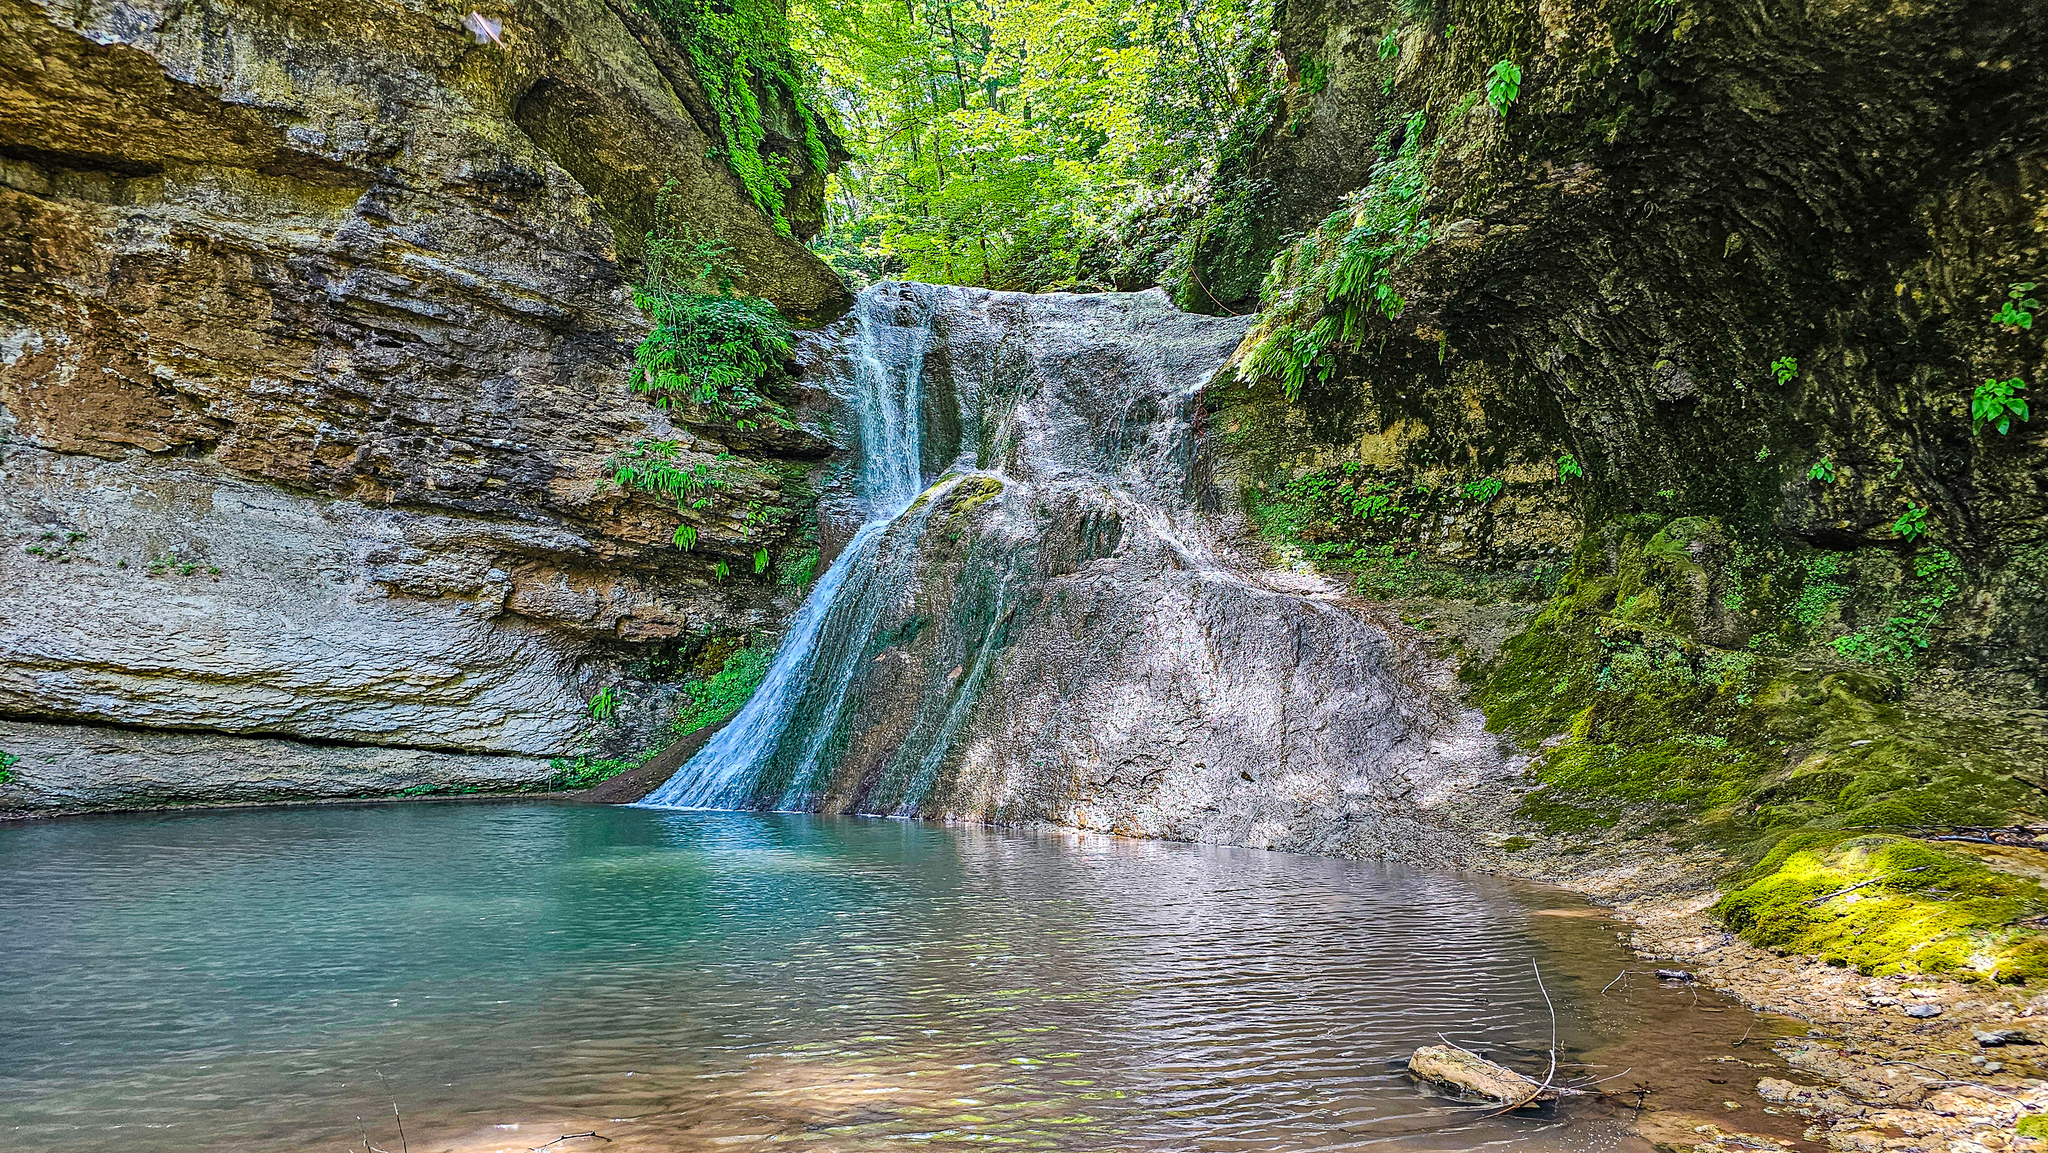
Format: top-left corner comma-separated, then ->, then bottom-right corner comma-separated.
1523,846 -> 2048,1153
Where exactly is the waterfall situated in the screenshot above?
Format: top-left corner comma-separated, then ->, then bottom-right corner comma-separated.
637,285 -> 941,810
637,283 -> 1499,861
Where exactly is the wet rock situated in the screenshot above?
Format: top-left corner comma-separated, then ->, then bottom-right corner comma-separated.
1406,1045 -> 1556,1106
1656,969 -> 1696,982
1978,1029 -> 2035,1046
1906,1004 -> 1945,1019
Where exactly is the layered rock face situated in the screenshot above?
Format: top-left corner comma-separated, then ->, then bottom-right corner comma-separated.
0,0 -> 847,813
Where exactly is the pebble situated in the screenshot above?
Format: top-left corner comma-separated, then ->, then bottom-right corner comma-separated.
1976,1028 -> 2034,1046
1904,1004 -> 1944,1019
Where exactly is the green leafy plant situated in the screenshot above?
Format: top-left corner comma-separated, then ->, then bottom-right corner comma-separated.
1972,377 -> 2029,435
588,686 -> 619,722
1893,504 -> 1927,544
609,440 -> 731,505
1832,550 -> 1961,664
674,524 -> 700,551
1754,446 -> 1771,462
1486,59 -> 1521,115
754,547 -> 771,575
1238,111 -> 1439,400
1770,356 -> 1798,385
1377,29 -> 1400,60
630,200 -> 792,427
1808,457 -> 1836,483
779,548 -> 820,589
1557,453 -> 1583,481
0,748 -> 15,785
1462,477 -> 1504,503
1993,282 -> 2039,330
1299,55 -> 1329,94
713,559 -> 732,581
639,0 -> 828,234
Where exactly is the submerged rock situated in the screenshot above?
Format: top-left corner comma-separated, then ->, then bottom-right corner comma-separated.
1406,1045 -> 1556,1107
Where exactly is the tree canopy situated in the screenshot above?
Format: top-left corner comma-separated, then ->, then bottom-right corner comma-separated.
793,0 -> 1276,292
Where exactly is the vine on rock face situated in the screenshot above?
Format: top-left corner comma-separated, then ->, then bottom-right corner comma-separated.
637,0 -> 829,235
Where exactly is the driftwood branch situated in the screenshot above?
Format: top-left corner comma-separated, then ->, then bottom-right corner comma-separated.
532,1133 -> 613,1150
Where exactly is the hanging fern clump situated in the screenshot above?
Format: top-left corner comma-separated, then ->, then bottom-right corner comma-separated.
630,195 -> 794,428
631,290 -> 792,421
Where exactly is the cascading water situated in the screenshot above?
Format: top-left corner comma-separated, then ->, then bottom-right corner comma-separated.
642,282 -> 1511,861
638,286 -> 943,810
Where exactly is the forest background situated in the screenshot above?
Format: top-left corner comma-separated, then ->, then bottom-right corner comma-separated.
642,0 -> 1282,300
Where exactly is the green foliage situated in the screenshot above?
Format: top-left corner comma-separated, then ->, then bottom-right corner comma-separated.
1557,453 -> 1584,481
1461,477 -> 1503,503
630,198 -> 794,426
1993,282 -> 2039,330
631,293 -> 791,423
674,523 -> 700,551
1807,456 -> 1835,483
638,0 -> 828,233
549,642 -> 774,790
671,644 -> 774,736
754,547 -> 771,575
1831,549 -> 1961,665
1376,29 -> 1401,60
799,0 -> 1276,290
588,686 -> 619,722
609,440 -> 733,508
1238,112 -> 1438,398
1299,55 -> 1329,94
2022,1117 -> 2048,1139
1973,377 -> 2030,435
1770,355 -> 1798,385
780,547 -> 821,588
1892,504 -> 1927,544
713,559 -> 733,581
0,748 -> 15,785
1485,58 -> 1521,115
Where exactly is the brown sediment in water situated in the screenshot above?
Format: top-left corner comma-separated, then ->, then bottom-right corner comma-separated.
1513,846 -> 2048,1153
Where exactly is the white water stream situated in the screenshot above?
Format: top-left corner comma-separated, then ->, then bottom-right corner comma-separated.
638,286 -> 940,810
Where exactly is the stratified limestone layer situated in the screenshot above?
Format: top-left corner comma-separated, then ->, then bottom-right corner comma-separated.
0,720 -> 549,814
0,0 -> 846,811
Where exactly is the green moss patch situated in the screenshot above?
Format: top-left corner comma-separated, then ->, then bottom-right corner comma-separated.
1715,835 -> 2048,980
1468,516 -> 2048,978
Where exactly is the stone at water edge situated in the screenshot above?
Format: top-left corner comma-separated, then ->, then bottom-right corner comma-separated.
1407,1045 -> 1557,1106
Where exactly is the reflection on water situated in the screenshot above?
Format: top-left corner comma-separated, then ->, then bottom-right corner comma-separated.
0,805 -> 1794,1152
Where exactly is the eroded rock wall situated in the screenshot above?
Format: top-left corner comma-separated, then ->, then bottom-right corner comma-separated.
0,0 -> 849,813
1183,0 -> 2048,886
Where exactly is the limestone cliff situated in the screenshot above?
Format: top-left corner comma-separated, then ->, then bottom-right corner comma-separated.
0,0 -> 849,813
1185,0 -> 2048,972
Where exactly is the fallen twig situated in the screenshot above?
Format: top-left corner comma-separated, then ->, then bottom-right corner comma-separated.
1803,866 -> 1932,907
532,1133 -> 612,1150
1491,960 -> 1559,1115
377,1070 -> 408,1153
